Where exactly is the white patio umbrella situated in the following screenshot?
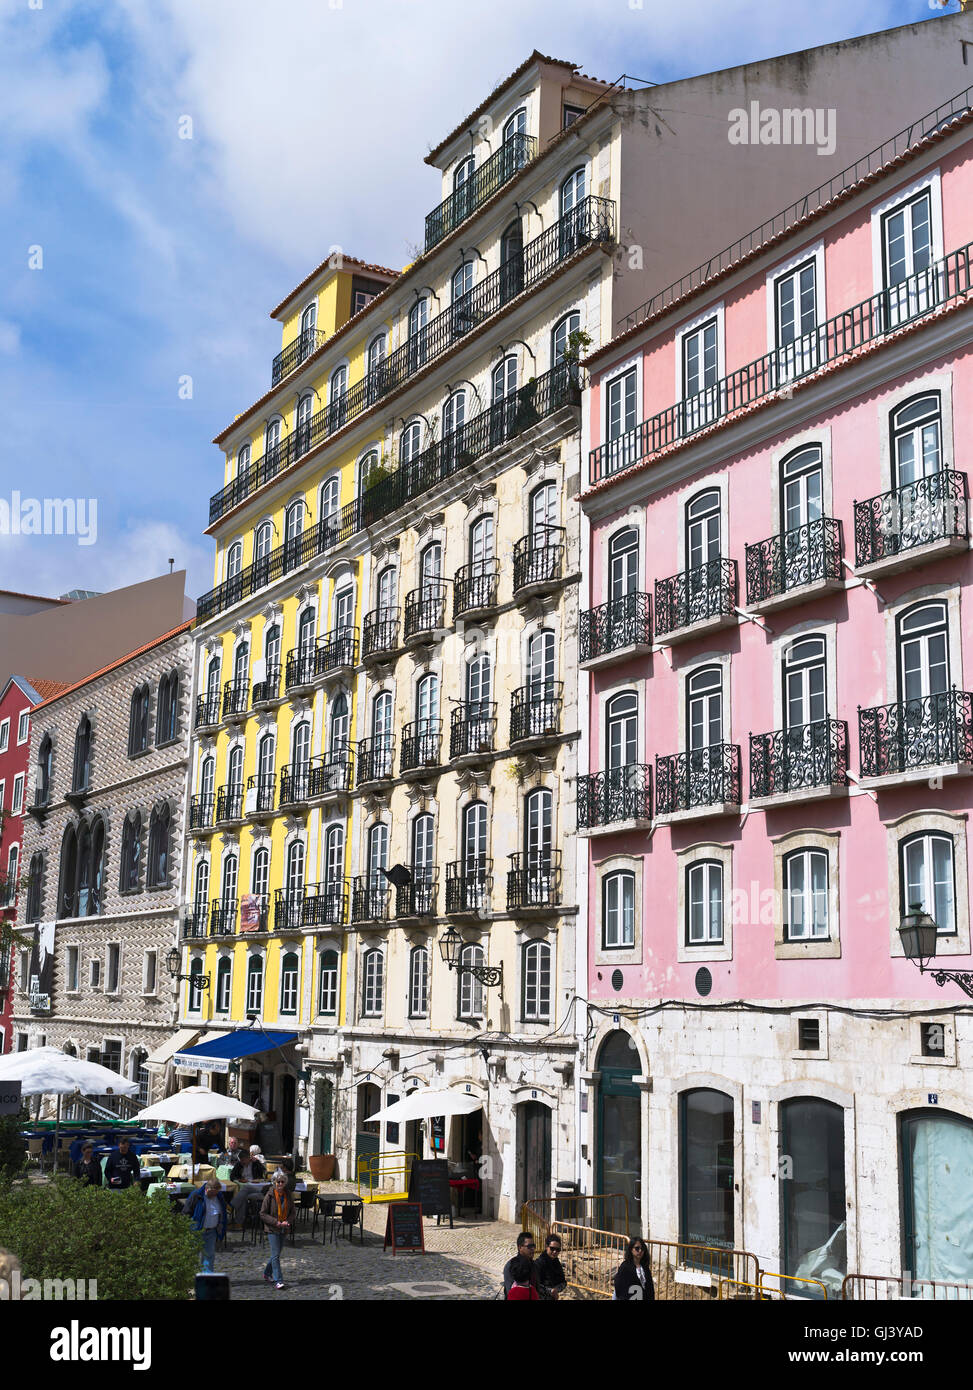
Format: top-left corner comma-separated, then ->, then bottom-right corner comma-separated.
365,1088 -> 482,1126
0,1046 -> 139,1171
134,1086 -> 262,1127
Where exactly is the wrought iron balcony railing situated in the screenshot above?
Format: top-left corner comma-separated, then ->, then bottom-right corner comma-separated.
854,469 -> 970,568
189,795 -> 214,830
300,880 -> 349,927
404,583 -> 448,640
453,561 -> 499,619
307,750 -> 355,798
450,703 -> 496,760
396,873 -> 439,919
510,683 -> 563,743
356,737 -> 395,786
424,132 -> 537,250
577,765 -> 653,829
246,774 -> 276,815
858,689 -> 973,778
507,852 -> 562,911
655,743 -> 741,815
316,627 -> 359,674
279,762 -> 311,807
745,518 -> 843,605
285,645 -> 317,690
195,692 -> 221,729
362,607 -> 400,660
445,860 -> 492,914
591,240 -> 973,484
580,592 -> 653,662
215,786 -> 244,823
351,877 -> 390,923
513,525 -> 565,594
252,666 -> 280,705
207,195 -> 614,533
209,898 -> 238,937
273,890 -> 306,932
655,558 -> 737,640
749,718 -> 848,798
183,905 -> 209,939
400,721 -> 442,774
222,678 -> 249,720
271,327 -> 329,388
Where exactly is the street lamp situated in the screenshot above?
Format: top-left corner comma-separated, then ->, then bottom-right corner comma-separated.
166,948 -> 210,991
438,923 -> 503,988
898,903 -> 973,1000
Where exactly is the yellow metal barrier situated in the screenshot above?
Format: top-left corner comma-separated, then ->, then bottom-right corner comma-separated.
759,1271 -> 828,1300
842,1273 -> 973,1300
521,1193 -> 630,1243
355,1153 -> 420,1203
717,1277 -> 768,1300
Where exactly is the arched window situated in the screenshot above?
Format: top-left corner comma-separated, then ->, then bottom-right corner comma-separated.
295,392 -> 315,456
409,946 -> 429,1018
780,444 -> 823,533
333,584 -> 354,635
891,394 -> 942,488
215,957 -> 232,1014
686,861 -> 723,944
319,475 -> 340,548
291,720 -> 311,769
319,950 -> 339,1015
524,788 -> 553,909
688,666 -> 723,751
36,734 -> 53,808
399,419 -> 423,466
500,219 -> 525,304
156,671 -> 179,745
376,565 -> 397,613
246,955 -> 264,1014
300,299 -> 317,339
606,691 -> 638,772
188,957 -> 204,1015
463,800 -> 487,870
254,520 -> 274,585
147,803 -> 171,889
251,846 -> 270,904
225,541 -> 243,583
552,310 -> 581,366
227,745 -> 244,797
783,635 -> 827,731
367,822 -> 388,886
443,388 -> 466,439
527,629 -> 555,701
416,672 -> 439,731
192,859 -> 210,926
901,831 -> 955,936
58,825 -> 78,920
264,417 -> 282,459
4,844 -> 19,910
452,260 -> 473,304
199,755 -> 215,806
324,824 -> 345,887
286,840 -> 306,897
680,1089 -> 735,1253
502,107 -> 526,142
367,332 -> 387,375
602,870 -> 635,948
88,818 -> 106,917
358,449 -> 379,498
412,812 -> 435,880
608,526 -> 639,599
559,167 -> 587,251
236,442 -> 251,475
372,690 -> 393,765
361,949 -> 384,1017
25,851 -> 43,922
597,1031 -> 642,1230
408,296 -> 429,371
529,481 -> 557,534
453,153 -> 475,194
284,499 -> 305,568
119,811 -> 142,894
458,943 -> 484,1019
522,940 -> 552,1021
900,1108 -> 973,1282
686,489 -> 721,570
897,601 -> 949,705
329,691 -> 349,753
264,623 -> 281,677
465,655 -> 492,743
419,540 -> 442,591
76,822 -> 92,917
72,716 -> 91,794
220,852 -> 238,908
297,606 -> 316,653
280,952 -> 299,1016
329,365 -> 348,431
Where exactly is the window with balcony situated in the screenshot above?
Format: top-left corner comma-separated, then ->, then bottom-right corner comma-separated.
409,945 -> 429,1019
296,392 -> 314,456
458,943 -> 485,1020
318,949 -> 338,1016
602,870 -> 635,949
687,861 -> 724,945
882,188 -> 934,327
747,446 -> 842,606
658,664 -> 740,816
774,257 -> 818,379
361,948 -> 384,1017
559,166 -> 588,256
580,690 -> 651,831
452,261 -> 474,335
216,852 -> 238,937
329,365 -> 348,431
681,315 -> 720,432
605,368 -> 637,474
751,636 -> 847,798
522,940 -> 552,1022
280,839 -> 306,931
502,107 -> 526,141
251,847 -> 270,929
500,219 -> 525,305
225,541 -> 243,583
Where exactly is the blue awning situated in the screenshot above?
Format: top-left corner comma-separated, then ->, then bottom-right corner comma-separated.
173,1029 -> 298,1074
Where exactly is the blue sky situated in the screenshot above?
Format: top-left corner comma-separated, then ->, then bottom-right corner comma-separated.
0,0 -> 950,602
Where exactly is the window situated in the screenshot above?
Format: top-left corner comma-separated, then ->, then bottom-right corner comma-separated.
25,852 -> 42,922
882,189 -> 934,325
12,775 -> 24,815
324,824 -> 344,888
215,958 -> 232,1014
408,296 -> 429,370
443,389 -> 466,442
132,1051 -> 150,1108
318,950 -> 338,1015
400,419 -> 422,466
156,671 -> 179,744
563,104 -> 584,127
605,369 -> 637,472
606,691 -> 638,772
522,940 -> 551,1021
19,951 -> 29,992
409,946 -> 429,1018
236,442 -> 251,475
687,862 -> 723,944
891,394 -> 942,489
502,107 -> 526,142
66,945 -> 79,993
686,489 -> 721,571
499,220 -> 524,305
681,317 -> 720,431
688,666 -> 723,751
458,943 -> 484,1019
264,624 -> 281,677
147,803 -> 171,889
72,716 -> 91,793
367,822 -> 389,888
280,952 -> 299,1016
245,956 -> 264,1014
783,849 -> 829,939
106,944 -> 120,994
17,710 -> 29,745
920,1021 -> 946,1057
3,845 -> 18,909
193,860 -> 209,924
897,601 -> 949,705
329,366 -> 348,430
608,526 -> 639,600
0,721 -> 8,752
679,1089 -> 735,1254
603,871 -> 635,948
225,541 -> 243,582
780,1099 -> 845,1288
319,475 -> 340,549
36,735 -> 52,808
143,950 -> 157,995
560,166 -> 586,220
265,417 -> 282,459
774,258 -> 818,378
901,832 -> 955,935
188,958 -> 204,1014
524,787 -> 553,874
491,355 -> 518,440
797,1018 -> 821,1051
119,811 -> 142,893
783,635 -> 827,730
362,949 -> 383,1017
284,500 -> 305,567
780,445 -> 823,535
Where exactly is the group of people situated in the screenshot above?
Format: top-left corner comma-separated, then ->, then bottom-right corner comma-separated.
185,1169 -> 295,1287
72,1136 -> 141,1189
502,1231 -> 655,1301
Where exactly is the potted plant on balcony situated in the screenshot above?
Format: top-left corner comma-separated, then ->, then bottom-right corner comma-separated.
557,329 -> 592,406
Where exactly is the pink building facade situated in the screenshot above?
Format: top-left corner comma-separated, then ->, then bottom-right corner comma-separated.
577,110 -> 973,1288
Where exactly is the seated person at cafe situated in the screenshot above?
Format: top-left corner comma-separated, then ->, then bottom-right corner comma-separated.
72,1142 -> 103,1186
217,1135 -> 240,1168
104,1136 -> 140,1190
229,1145 -> 267,1223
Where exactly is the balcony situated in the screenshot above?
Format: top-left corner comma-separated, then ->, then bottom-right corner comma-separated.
404,583 -> 448,645
450,703 -> 496,763
285,646 -> 317,694
273,891 -> 308,934
424,132 -> 536,250
351,877 -> 390,923
507,852 -> 562,914
655,558 -> 738,645
589,240 -> 973,485
445,860 -> 492,916
307,750 -> 355,802
206,195 -> 614,537
580,592 -> 653,668
356,737 -> 395,788
510,684 -> 563,747
400,720 -> 443,777
854,470 -> 969,577
745,518 -> 844,614
182,905 -> 209,940
285,630 -> 359,692
858,690 -> 973,785
655,744 -> 741,820
749,719 -> 848,804
222,678 -> 249,723
252,666 -> 280,707
209,898 -> 238,938
513,526 -> 565,598
214,785 -> 244,825
301,881 -> 349,928
279,763 -> 311,810
271,327 -> 328,388
396,874 -> 439,920
245,775 -> 276,820
362,608 -> 400,663
195,692 -> 221,731
188,795 -> 215,834
577,765 -> 653,835
453,561 -> 499,621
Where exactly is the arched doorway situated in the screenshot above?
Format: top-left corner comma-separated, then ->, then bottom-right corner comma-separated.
356,1082 -> 381,1185
596,1031 -> 642,1232
900,1108 -> 973,1283
517,1100 -> 551,1213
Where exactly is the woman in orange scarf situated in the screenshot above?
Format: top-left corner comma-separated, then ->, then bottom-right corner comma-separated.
259,1171 -> 295,1289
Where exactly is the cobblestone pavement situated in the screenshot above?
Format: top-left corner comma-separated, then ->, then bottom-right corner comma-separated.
218,1194 -> 521,1301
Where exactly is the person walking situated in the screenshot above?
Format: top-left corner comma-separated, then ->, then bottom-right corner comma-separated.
505,1256 -> 540,1301
502,1232 -> 540,1297
535,1233 -> 568,1300
260,1171 -> 294,1290
104,1136 -> 140,1190
72,1142 -> 103,1186
613,1237 -> 655,1301
185,1178 -> 229,1273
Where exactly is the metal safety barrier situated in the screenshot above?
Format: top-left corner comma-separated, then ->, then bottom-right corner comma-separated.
842,1273 -> 973,1300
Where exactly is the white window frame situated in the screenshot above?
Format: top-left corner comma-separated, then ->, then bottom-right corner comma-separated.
870,170 -> 944,299
0,720 -> 8,753
362,949 -> 384,1018
11,774 -> 24,815
764,240 -> 826,359
602,870 -> 636,950
522,938 -> 552,1022
16,710 -> 30,745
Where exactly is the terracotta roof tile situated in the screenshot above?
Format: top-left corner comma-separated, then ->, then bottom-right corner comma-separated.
269,254 -> 400,321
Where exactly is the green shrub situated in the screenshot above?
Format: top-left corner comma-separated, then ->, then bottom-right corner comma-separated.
0,1177 -> 201,1300
0,1108 -> 27,1183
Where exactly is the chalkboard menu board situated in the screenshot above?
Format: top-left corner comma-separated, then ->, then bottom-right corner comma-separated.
407,1158 -> 453,1224
258,1121 -> 283,1157
384,1202 -> 425,1254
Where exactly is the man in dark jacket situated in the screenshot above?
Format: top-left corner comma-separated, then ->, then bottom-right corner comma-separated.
104,1137 -> 140,1190
503,1232 -> 540,1297
72,1143 -> 103,1186
535,1234 -> 568,1300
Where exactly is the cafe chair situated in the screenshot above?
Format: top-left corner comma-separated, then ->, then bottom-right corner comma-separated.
312,1196 -> 337,1243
